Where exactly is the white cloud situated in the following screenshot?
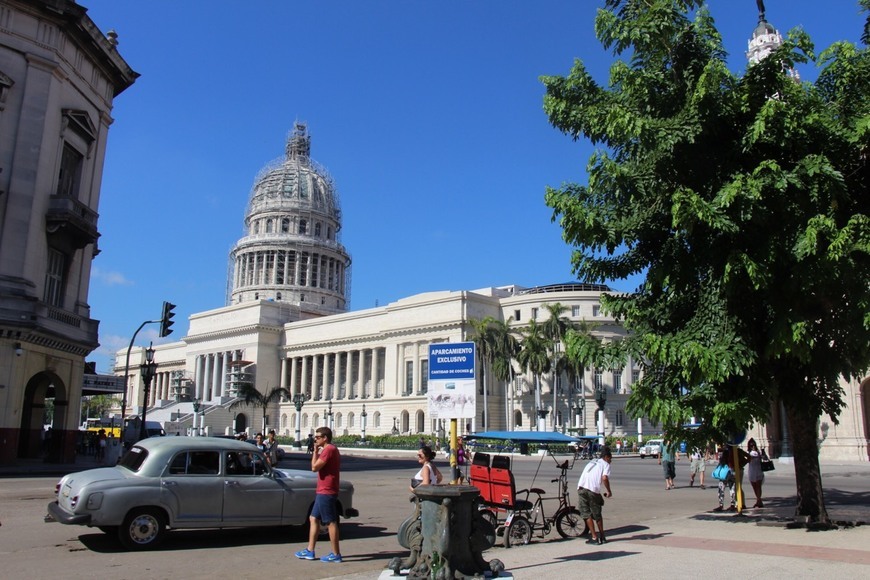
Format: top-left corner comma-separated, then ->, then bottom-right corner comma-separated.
92,266 -> 133,286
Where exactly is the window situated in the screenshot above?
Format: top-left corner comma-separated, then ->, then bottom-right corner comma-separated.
315,223 -> 321,237
44,248 -> 66,307
592,305 -> 601,317
531,307 -> 538,320
281,218 -> 290,233
571,305 -> 580,317
594,369 -> 604,390
615,409 -> 624,427
405,361 -> 414,395
168,451 -> 220,475
225,451 -> 267,476
420,360 -> 429,394
253,221 -> 260,234
612,368 -> 623,393
266,219 -> 274,233
299,219 -> 307,235
514,309 -> 521,322
632,369 -> 640,384
57,143 -> 83,198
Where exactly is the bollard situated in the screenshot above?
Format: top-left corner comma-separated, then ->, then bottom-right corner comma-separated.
389,485 -> 503,579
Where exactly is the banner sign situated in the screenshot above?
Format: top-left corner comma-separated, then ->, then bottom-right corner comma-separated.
427,342 -> 476,419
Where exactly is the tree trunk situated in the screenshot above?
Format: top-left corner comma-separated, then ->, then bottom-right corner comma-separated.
784,402 -> 831,526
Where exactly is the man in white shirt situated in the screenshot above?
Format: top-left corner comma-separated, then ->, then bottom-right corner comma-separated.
577,446 -> 613,545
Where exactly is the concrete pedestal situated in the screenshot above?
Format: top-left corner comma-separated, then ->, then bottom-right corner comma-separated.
388,485 -> 503,579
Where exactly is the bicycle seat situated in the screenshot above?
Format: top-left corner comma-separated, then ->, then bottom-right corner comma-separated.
528,487 -> 546,495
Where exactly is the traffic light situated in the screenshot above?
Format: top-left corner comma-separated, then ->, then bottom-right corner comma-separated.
159,301 -> 176,337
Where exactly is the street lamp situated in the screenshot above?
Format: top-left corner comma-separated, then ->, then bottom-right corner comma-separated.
326,400 -> 334,429
360,404 -> 368,442
391,416 -> 399,435
293,393 -> 308,449
595,381 -> 607,447
192,399 -> 201,436
138,343 -> 157,442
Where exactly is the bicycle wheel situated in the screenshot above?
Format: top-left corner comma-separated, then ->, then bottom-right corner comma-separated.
503,515 -> 532,548
555,508 -> 587,538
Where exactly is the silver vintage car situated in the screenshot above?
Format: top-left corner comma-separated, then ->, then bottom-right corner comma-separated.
46,436 -> 357,550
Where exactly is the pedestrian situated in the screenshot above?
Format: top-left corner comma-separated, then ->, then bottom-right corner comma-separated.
306,433 -> 315,454
688,445 -> 707,489
418,436 -> 426,449
266,429 -> 279,465
658,440 -> 680,490
712,444 -> 737,511
615,440 -> 621,455
410,446 -> 443,491
295,427 -> 343,563
745,438 -> 764,508
577,445 -> 613,545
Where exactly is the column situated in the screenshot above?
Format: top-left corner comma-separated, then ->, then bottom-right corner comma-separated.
311,355 -> 320,400
280,357 -> 288,390
219,351 -> 229,397
345,350 -> 354,399
290,356 -> 298,396
301,356 -> 309,399
211,353 -> 220,402
370,348 -> 379,399
194,355 -> 204,400
358,349 -> 366,399
322,354 -> 330,399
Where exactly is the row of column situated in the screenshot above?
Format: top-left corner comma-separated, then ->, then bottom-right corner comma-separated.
233,249 -> 345,293
282,347 -> 385,401
194,350 -> 244,402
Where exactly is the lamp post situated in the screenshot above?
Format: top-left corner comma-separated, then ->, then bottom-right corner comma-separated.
138,343 -> 157,442
391,416 -> 399,435
293,393 -> 307,449
360,404 -> 368,442
192,399 -> 201,436
595,382 -> 607,448
326,400 -> 334,429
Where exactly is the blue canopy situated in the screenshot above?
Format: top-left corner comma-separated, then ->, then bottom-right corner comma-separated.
465,430 -> 597,444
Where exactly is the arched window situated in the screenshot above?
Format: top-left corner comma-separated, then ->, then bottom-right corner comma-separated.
266,219 -> 273,233
374,411 -> 381,429
281,218 -> 290,233
299,220 -> 307,235
315,222 -> 322,237
252,221 -> 260,234
276,292 -> 282,300
514,410 -> 523,428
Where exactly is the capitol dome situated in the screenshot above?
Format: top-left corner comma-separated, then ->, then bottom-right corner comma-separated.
227,123 -> 351,315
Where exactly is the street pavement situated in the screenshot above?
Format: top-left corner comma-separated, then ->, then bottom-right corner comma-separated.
6,447 -> 869,580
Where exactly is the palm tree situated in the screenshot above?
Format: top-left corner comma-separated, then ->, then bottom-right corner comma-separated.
469,316 -> 497,430
229,384 -> 289,434
489,317 -> 520,429
541,303 -> 572,429
516,318 -> 550,430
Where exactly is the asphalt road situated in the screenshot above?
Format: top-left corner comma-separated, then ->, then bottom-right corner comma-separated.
1,452 -> 865,580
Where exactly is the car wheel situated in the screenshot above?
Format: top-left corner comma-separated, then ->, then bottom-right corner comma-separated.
119,508 -> 166,550
555,508 -> 586,538
503,515 -> 531,548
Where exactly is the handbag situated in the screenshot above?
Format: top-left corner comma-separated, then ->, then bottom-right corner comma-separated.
760,450 -> 775,472
712,464 -> 732,481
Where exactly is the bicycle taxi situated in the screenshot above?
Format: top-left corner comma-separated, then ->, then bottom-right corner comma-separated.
464,430 -> 598,548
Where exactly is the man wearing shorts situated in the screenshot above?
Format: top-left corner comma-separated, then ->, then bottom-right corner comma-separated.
577,446 -> 613,545
295,427 -> 343,563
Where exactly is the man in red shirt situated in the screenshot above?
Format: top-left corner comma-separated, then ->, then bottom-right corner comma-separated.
295,427 -> 343,563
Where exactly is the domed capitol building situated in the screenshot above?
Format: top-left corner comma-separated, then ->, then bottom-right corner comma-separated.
113,120 -> 868,462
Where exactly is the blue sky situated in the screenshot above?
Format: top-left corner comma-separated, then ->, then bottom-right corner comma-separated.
82,1 -> 865,373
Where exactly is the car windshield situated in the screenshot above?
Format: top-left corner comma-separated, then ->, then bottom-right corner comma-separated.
117,445 -> 149,472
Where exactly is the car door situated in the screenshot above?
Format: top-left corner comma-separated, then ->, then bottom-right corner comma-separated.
222,450 -> 285,526
160,450 -> 224,525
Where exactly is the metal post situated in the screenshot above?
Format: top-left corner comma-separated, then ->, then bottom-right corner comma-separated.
293,393 -> 307,448
138,344 -> 157,442
361,404 -> 367,442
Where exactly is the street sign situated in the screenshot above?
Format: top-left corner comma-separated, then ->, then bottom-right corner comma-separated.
427,342 -> 476,419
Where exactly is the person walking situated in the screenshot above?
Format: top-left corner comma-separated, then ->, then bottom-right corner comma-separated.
658,440 -> 680,490
265,429 -> 279,466
745,438 -> 765,508
410,446 -> 443,491
688,446 -> 707,489
295,427 -> 343,563
577,446 -> 613,545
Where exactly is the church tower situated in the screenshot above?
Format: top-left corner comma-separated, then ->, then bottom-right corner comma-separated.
227,123 -> 351,315
746,0 -> 800,80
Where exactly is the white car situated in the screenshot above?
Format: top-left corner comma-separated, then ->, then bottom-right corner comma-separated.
639,439 -> 663,459
46,436 -> 356,550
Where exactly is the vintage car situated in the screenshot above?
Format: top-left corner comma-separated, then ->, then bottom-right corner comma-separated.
639,439 -> 663,459
46,436 -> 357,550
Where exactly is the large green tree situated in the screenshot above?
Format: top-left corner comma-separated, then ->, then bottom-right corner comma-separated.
229,384 -> 290,434
543,0 -> 869,524
516,318 -> 552,430
541,302 -> 572,429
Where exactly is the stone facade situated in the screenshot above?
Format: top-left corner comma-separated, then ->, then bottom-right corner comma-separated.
0,0 -> 136,465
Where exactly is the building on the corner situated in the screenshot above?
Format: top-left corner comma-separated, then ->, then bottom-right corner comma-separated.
0,0 -> 137,465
